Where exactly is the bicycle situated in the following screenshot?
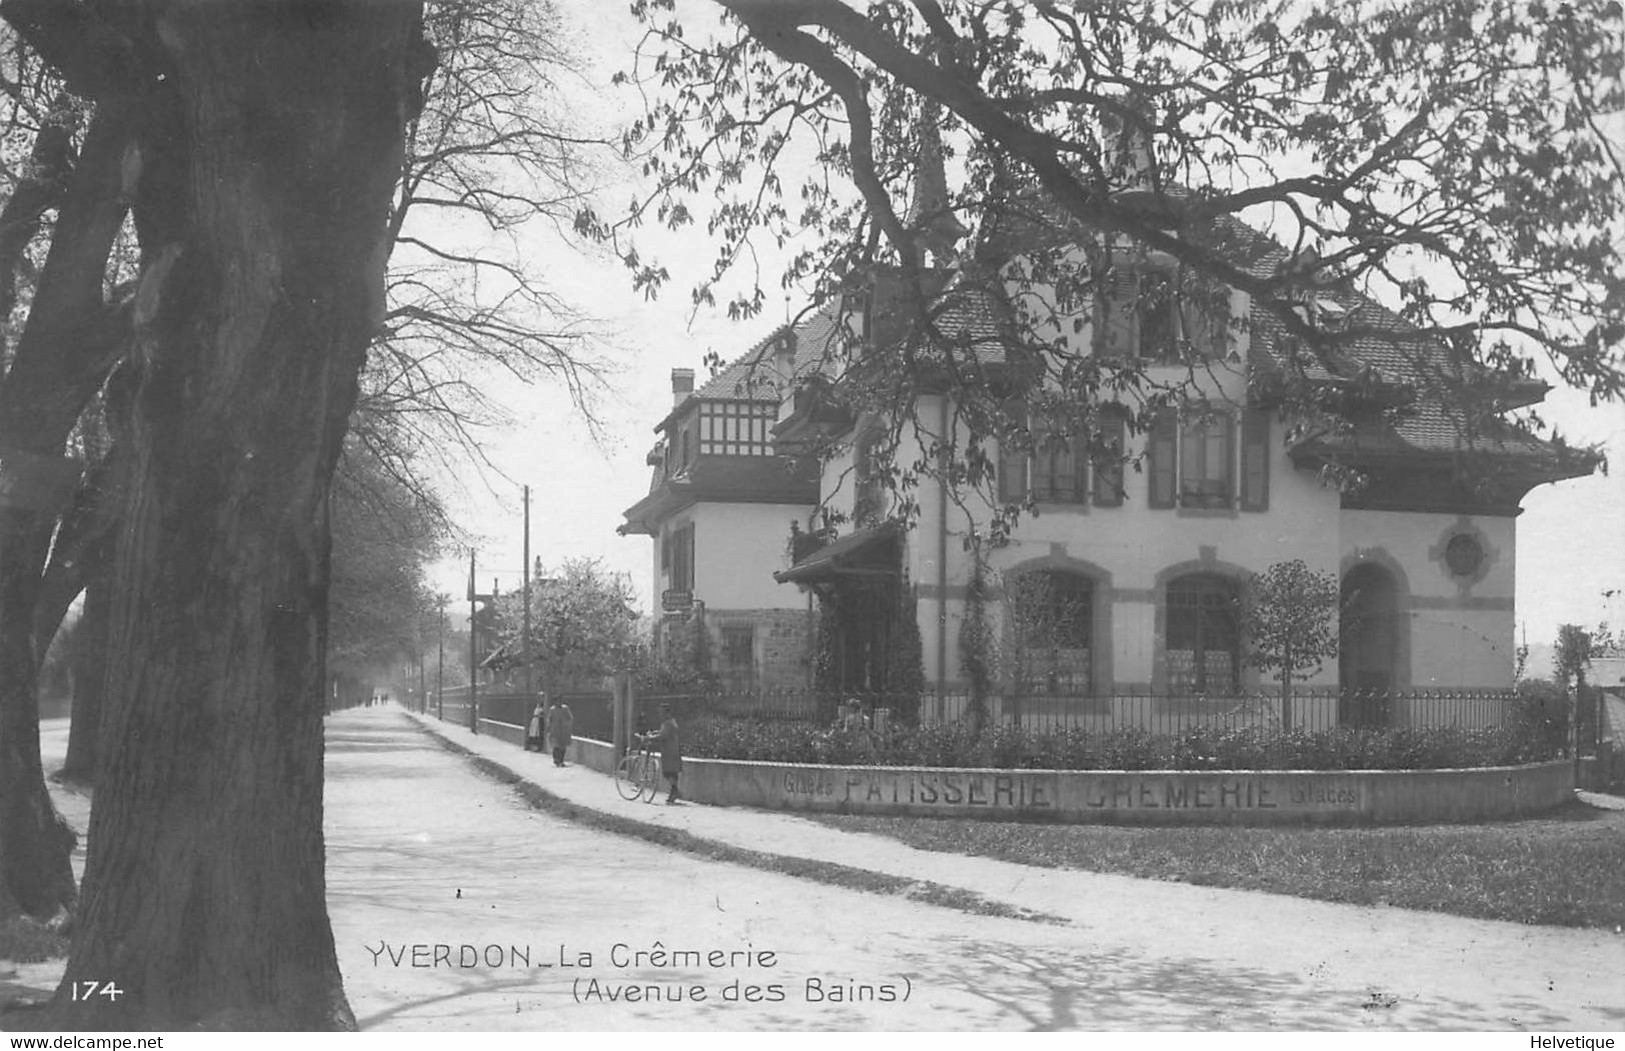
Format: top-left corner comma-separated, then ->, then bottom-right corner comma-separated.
614,735 -> 662,802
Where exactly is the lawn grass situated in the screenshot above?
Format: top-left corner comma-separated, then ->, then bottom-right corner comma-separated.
809,799 -> 1625,929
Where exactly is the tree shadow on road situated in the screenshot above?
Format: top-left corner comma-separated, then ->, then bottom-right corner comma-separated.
882,940 -> 1605,1031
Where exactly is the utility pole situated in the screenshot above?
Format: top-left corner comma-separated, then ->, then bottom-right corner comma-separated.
417,612 -> 426,713
522,484 -> 532,696
469,548 -> 479,734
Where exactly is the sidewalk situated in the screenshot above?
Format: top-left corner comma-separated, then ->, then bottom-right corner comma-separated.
406,706 -> 1625,1031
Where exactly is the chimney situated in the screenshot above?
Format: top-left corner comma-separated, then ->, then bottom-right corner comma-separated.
773,330 -> 797,388
670,368 -> 695,407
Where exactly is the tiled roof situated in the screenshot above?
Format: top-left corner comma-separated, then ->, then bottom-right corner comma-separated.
774,521 -> 901,583
689,302 -> 850,404
619,454 -> 819,535
1206,213 -> 1553,411
675,200 -> 1577,479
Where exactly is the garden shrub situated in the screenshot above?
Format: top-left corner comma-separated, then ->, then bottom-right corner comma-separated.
1511,679 -> 1571,755
682,714 -> 1566,771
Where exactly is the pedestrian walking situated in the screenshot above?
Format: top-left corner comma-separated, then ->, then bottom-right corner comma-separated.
525,696 -> 545,752
647,702 -> 682,803
545,698 -> 574,767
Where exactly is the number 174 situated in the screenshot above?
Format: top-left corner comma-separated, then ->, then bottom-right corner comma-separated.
68,980 -> 125,1002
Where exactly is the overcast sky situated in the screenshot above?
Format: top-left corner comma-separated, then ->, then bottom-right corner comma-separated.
423,0 -> 1625,655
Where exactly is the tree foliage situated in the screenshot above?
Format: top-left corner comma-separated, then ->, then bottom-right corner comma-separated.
328,439 -> 448,677
493,557 -> 640,688
1554,620 -> 1618,688
366,0 -> 612,485
613,0 -> 1623,518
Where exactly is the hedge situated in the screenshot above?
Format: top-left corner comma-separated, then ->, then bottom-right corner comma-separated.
682,716 -> 1564,772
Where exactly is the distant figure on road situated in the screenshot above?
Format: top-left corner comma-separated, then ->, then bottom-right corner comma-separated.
546,699 -> 573,767
649,702 -> 682,804
525,697 -> 545,752
839,699 -> 870,733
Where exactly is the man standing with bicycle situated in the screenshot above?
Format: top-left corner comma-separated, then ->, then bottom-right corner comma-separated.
647,702 -> 683,804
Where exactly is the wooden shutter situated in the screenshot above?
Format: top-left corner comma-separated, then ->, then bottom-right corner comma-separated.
1147,408 -> 1177,509
1241,408 -> 1270,511
1096,270 -> 1139,357
1138,270 -> 1177,360
1071,436 -> 1090,502
1092,406 -> 1126,507
998,405 -> 1029,502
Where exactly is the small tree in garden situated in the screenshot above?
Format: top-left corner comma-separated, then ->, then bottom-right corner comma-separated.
1244,560 -> 1339,729
1554,622 -> 1616,756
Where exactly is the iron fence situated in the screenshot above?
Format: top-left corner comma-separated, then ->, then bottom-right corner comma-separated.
668,686 -> 1526,737
421,682 -> 1532,745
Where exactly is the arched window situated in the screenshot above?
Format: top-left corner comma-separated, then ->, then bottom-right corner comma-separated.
1007,571 -> 1093,695
1166,573 -> 1240,695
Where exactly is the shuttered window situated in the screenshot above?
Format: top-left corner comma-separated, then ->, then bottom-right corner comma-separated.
999,408 -> 1090,505
1180,414 -> 1234,509
1032,430 -> 1088,503
1096,267 -> 1219,361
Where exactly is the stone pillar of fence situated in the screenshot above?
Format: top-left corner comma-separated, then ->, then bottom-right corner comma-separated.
612,674 -> 633,760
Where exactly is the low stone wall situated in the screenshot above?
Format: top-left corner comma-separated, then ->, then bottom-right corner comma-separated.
447,713 -> 1570,824
679,756 -> 1574,825
476,717 -> 526,748
569,737 -> 617,775
473,718 -> 618,775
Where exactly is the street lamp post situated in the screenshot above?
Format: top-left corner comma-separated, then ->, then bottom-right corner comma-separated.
469,548 -> 479,734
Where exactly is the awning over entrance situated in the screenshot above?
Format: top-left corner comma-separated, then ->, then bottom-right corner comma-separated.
774,522 -> 900,584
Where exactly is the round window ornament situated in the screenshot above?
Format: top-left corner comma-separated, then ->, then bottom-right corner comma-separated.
1444,533 -> 1484,577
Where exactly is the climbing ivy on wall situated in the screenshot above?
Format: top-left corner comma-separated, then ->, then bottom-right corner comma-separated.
884,570 -> 925,723
959,539 -> 996,733
811,593 -> 841,706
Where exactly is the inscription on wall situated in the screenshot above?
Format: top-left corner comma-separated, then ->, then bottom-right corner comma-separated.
782,771 -> 1053,810
779,770 -> 1362,812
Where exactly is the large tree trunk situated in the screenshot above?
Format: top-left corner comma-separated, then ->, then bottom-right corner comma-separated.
58,570 -> 110,786
47,424 -> 129,789
41,3 -> 427,1030
0,97 -> 130,923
